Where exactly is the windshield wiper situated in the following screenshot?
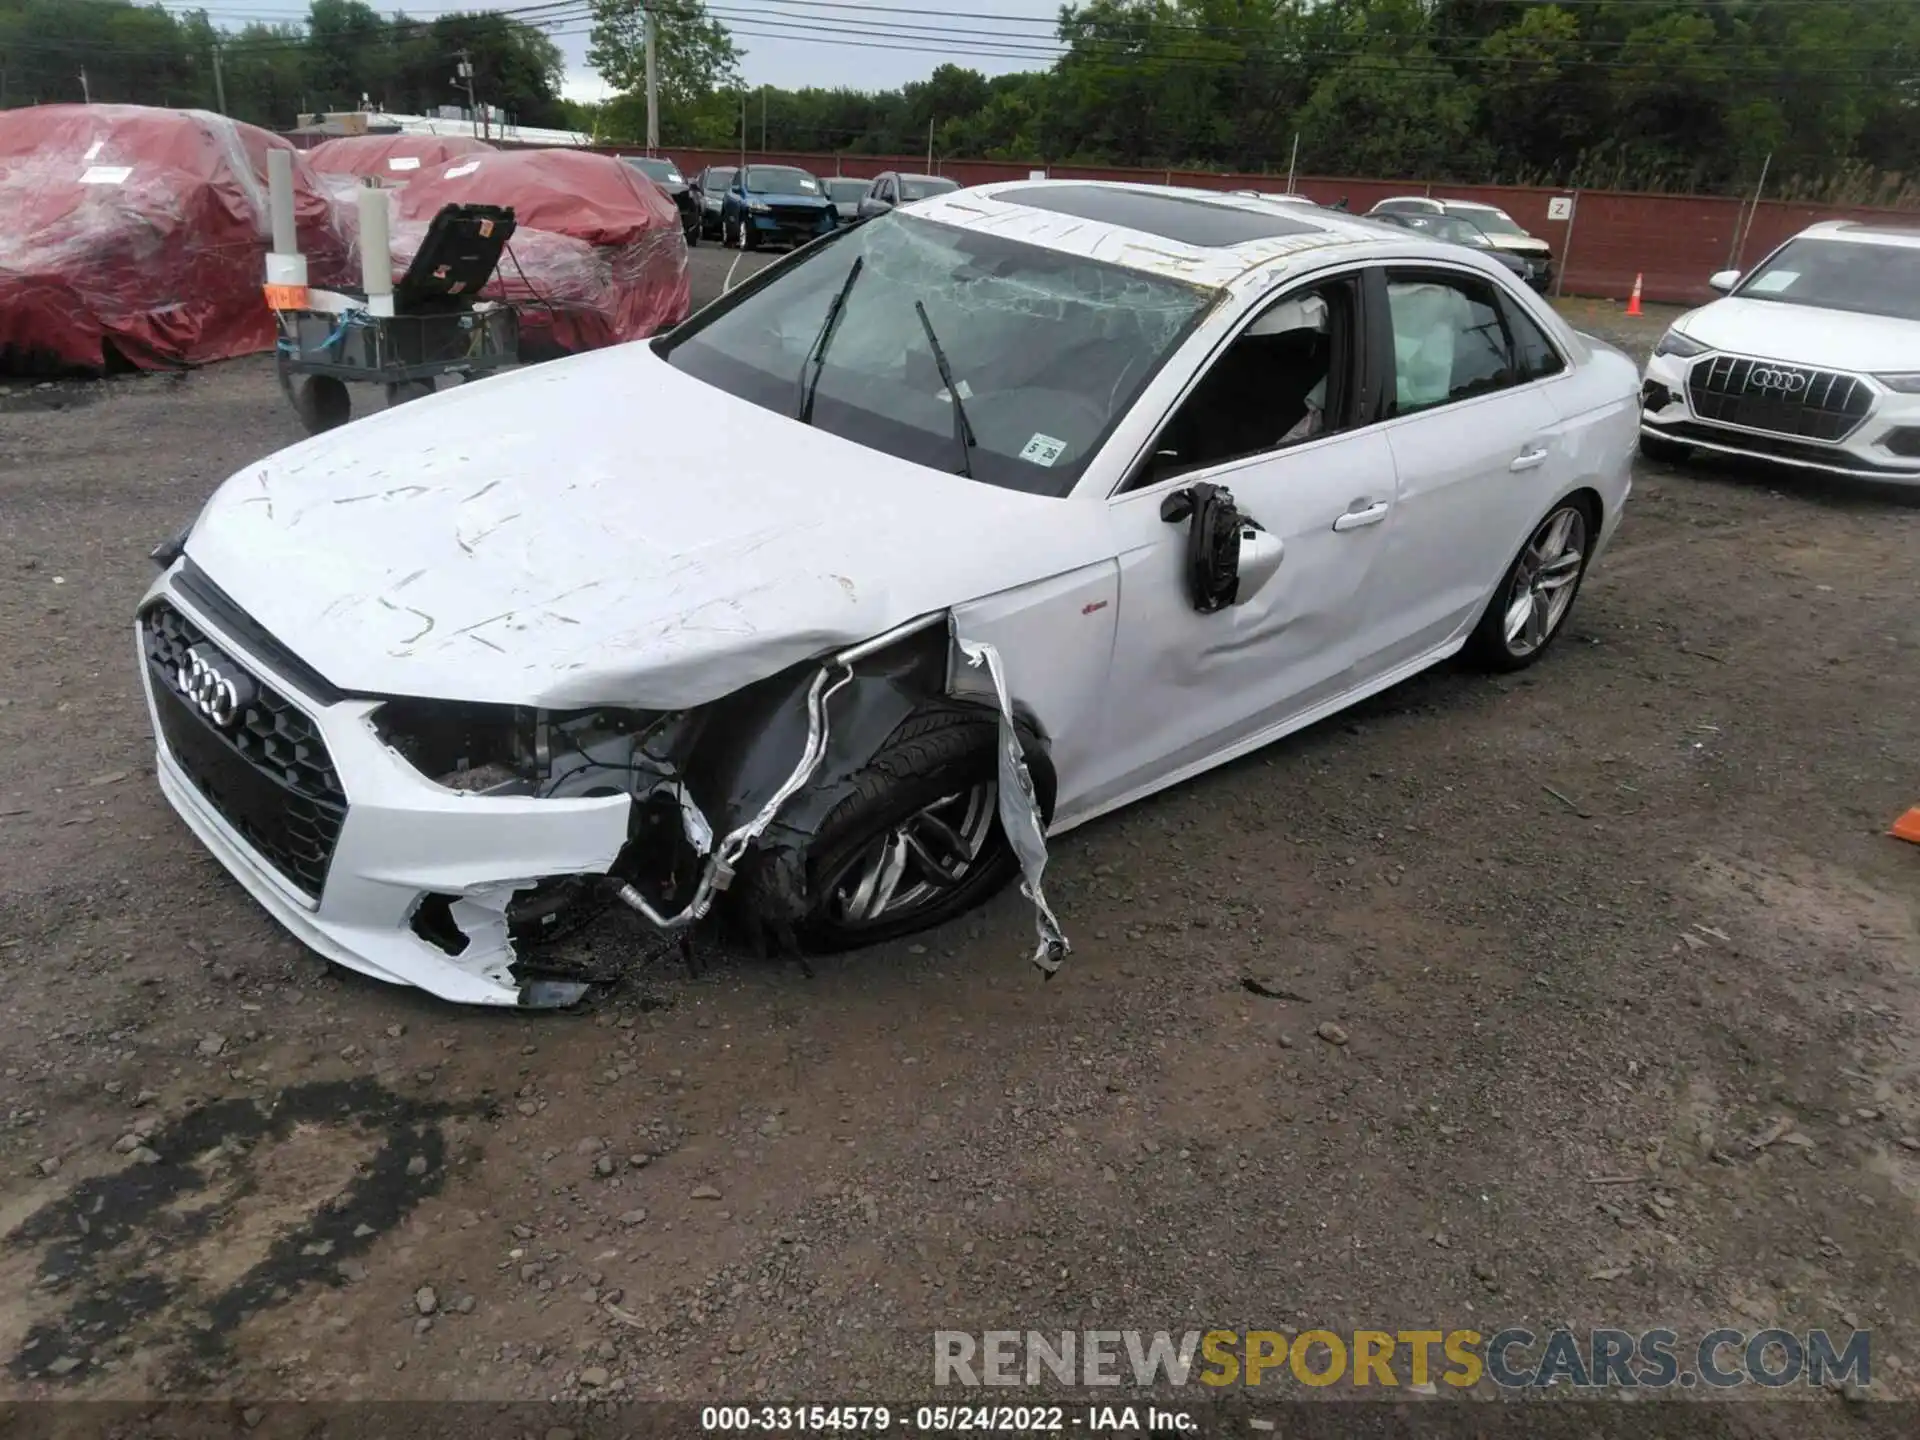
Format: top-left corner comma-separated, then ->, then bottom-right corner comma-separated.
796,255 -> 864,426
914,300 -> 976,479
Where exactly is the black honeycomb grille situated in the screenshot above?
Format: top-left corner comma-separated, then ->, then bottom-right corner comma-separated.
144,601 -> 347,900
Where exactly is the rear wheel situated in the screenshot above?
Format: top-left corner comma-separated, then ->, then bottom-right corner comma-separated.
1467,499 -> 1595,672
1638,431 -> 1692,464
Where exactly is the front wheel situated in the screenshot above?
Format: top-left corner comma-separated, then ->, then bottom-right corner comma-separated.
1466,499 -> 1595,672
737,707 -> 1052,953
740,217 -> 759,252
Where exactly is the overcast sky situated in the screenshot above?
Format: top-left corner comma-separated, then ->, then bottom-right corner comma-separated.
181,1 -> 1063,101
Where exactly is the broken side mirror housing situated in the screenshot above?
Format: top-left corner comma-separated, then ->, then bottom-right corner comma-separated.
1160,483 -> 1284,613
1708,269 -> 1740,294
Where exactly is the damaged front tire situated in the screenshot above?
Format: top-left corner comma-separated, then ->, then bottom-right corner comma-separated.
739,706 -> 1054,952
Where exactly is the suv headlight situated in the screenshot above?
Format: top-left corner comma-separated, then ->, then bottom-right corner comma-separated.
1654,329 -> 1710,359
749,201 -> 771,214
1873,372 -> 1920,394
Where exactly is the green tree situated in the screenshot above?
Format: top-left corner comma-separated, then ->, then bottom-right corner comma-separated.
587,0 -> 740,112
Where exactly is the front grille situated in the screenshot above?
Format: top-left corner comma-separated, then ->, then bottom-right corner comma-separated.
1687,355 -> 1871,443
144,600 -> 347,900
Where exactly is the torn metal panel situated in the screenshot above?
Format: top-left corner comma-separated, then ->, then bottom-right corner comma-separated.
954,638 -> 1070,977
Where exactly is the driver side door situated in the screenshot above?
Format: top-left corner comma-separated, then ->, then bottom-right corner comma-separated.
1075,267 -> 1403,817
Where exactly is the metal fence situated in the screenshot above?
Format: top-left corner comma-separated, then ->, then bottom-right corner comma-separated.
597,144 -> 1918,307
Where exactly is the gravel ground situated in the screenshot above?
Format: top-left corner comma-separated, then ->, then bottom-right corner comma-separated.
1,266 -> 1918,1431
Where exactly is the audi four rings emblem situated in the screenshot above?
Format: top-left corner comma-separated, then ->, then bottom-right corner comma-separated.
176,646 -> 256,729
1747,367 -> 1810,395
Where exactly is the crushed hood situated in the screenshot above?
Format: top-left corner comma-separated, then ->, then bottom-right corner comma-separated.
1675,297 -> 1920,374
1481,233 -> 1552,258
183,344 -> 1113,710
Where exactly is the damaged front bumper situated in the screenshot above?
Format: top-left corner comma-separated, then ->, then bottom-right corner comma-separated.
139,569 -> 1070,1008
139,568 -> 630,1008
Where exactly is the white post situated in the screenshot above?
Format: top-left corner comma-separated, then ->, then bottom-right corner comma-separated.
1732,152 -> 1772,272
358,183 -> 394,318
264,148 -> 308,292
643,5 -> 659,154
926,117 -> 934,173
1285,132 -> 1299,194
1555,190 -> 1578,299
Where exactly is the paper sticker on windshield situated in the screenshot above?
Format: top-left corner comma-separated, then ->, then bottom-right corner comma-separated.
387,156 -> 421,171
80,165 -> 132,185
1020,433 -> 1068,468
83,140 -> 105,161
1746,270 -> 1798,294
444,161 -> 482,179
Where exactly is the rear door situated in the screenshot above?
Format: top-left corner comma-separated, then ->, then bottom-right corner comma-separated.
1360,265 -> 1567,670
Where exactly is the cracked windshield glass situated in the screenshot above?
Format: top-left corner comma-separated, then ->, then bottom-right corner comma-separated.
660,212 -> 1213,495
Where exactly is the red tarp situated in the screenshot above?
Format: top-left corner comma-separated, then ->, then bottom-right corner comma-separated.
389,148 -> 690,351
307,132 -> 496,203
0,104 -> 350,372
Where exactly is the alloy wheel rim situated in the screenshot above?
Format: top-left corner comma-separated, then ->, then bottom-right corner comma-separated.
825,782 -> 997,927
1503,506 -> 1588,657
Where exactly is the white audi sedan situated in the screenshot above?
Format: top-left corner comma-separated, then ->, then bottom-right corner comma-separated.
138,181 -> 1639,1008
1640,221 -> 1920,484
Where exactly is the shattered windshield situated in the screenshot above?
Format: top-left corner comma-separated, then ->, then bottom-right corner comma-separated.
658,212 -> 1215,496
1735,238 -> 1920,321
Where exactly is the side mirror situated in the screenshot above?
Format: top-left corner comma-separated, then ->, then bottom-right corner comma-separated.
1159,483 -> 1284,612
1708,269 -> 1739,294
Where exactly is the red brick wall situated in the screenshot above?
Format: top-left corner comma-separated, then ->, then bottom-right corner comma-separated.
575,143 -> 1918,306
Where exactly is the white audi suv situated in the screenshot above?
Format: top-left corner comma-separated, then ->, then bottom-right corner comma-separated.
1639,221 -> 1920,484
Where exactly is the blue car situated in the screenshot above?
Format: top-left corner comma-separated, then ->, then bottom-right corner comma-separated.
721,164 -> 838,251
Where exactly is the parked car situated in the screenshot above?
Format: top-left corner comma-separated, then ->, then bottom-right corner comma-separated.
1369,197 -> 1555,291
823,176 -> 869,226
1367,211 -> 1532,282
691,165 -> 736,239
855,171 -> 960,221
620,155 -> 699,246
137,180 -> 1638,1008
723,164 -> 838,250
1638,220 -> 1920,482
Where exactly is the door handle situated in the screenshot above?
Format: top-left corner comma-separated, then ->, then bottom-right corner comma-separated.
1332,501 -> 1390,532
1509,447 -> 1550,472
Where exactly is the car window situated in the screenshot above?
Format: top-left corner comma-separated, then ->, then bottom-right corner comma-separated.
1134,276 -> 1360,487
900,177 -> 957,201
1734,236 -> 1920,322
1385,273 -> 1518,414
658,212 -> 1215,497
1501,296 -> 1566,381
746,166 -> 820,194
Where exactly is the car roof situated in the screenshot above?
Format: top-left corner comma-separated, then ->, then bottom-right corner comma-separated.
899,172 -> 955,184
1798,219 -> 1920,249
908,179 -> 1483,288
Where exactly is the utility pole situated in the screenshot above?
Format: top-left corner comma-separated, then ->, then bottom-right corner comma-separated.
761,86 -> 767,151
79,66 -> 89,104
643,4 -> 658,153
456,51 -> 479,139
926,117 -> 933,173
738,88 -> 746,169
211,44 -> 227,115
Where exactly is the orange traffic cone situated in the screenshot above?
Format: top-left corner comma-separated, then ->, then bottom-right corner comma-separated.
1892,807 -> 1920,845
1625,273 -> 1644,317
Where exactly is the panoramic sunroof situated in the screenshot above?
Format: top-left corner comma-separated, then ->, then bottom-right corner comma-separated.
994,184 -> 1322,248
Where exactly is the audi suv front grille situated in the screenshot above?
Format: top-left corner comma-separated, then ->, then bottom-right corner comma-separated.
143,600 -> 347,900
1687,355 -> 1871,443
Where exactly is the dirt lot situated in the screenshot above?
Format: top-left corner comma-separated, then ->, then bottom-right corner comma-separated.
2,265 -> 1918,1428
